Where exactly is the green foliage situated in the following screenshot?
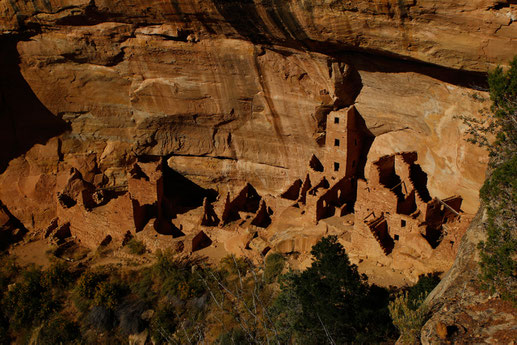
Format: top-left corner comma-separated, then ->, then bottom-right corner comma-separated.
76,271 -> 104,300
475,58 -> 517,305
220,254 -> 249,277
126,239 -> 147,255
152,250 -> 205,299
3,267 -> 60,330
150,303 -> 177,344
407,273 -> 441,309
38,314 -> 81,345
216,328 -> 247,345
42,261 -> 74,290
389,292 -> 429,345
271,236 -> 396,344
263,252 -> 285,283
93,281 -> 124,310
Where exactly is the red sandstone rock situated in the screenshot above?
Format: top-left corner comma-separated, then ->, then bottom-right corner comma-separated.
0,0 -> 496,285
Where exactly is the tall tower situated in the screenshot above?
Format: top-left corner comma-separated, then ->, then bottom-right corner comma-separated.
324,106 -> 364,179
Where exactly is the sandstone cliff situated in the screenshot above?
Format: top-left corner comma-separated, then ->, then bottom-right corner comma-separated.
0,1 -> 515,340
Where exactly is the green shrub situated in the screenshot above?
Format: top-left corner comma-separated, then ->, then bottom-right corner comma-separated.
76,271 -> 104,300
126,239 -> 147,255
38,314 -> 81,345
264,253 -> 285,283
220,254 -> 249,277
150,303 -> 177,344
3,268 -> 60,330
216,328 -> 247,345
43,261 -> 74,290
93,281 -> 124,310
152,251 -> 205,299
389,292 -> 429,345
461,56 -> 517,305
271,236 -> 396,344
478,58 -> 517,304
408,273 -> 441,309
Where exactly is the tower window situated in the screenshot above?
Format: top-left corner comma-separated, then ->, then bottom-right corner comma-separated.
394,235 -> 399,241
334,117 -> 339,124
334,162 -> 340,171
334,139 -> 340,146
401,220 -> 406,227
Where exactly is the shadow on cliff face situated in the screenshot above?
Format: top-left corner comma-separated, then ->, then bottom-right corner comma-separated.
211,0 -> 313,49
160,159 -> 218,218
0,38 -> 70,173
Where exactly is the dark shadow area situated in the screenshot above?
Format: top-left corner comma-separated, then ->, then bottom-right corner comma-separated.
201,198 -> 220,226
339,51 -> 488,90
251,200 -> 272,228
222,183 -> 262,224
0,201 -> 28,250
375,156 -> 404,200
351,109 -> 375,180
153,218 -> 184,237
423,225 -> 443,249
409,164 -> 432,202
0,38 -> 70,173
132,200 -> 157,232
298,174 -> 312,204
212,0 -> 274,44
309,154 -> 324,172
367,216 -> 395,255
396,190 -> 417,215
280,179 -> 302,200
308,177 -> 330,196
161,159 -> 218,218
192,231 -> 212,251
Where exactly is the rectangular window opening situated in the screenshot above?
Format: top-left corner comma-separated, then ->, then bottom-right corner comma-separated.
334,139 -> 340,147
394,234 -> 399,241
334,162 -> 340,171
334,117 -> 339,124
401,220 -> 406,227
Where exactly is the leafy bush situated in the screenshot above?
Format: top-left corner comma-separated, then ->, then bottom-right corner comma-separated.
93,281 -> 124,310
150,303 -> 177,344
460,56 -> 517,305
407,273 -> 441,309
3,268 -> 60,330
38,314 -> 81,345
263,253 -> 285,283
126,239 -> 147,255
389,292 -> 429,345
271,236 -> 396,344
43,261 -> 74,290
220,254 -> 249,277
76,271 -> 104,300
216,328 -> 247,345
152,251 -> 205,299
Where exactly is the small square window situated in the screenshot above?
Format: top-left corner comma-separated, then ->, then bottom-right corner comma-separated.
394,235 -> 399,241
401,220 -> 406,227
334,139 -> 340,146
334,117 -> 339,124
334,162 -> 340,171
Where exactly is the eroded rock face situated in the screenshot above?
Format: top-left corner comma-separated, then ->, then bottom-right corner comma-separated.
0,0 -> 504,284
421,208 -> 517,344
1,0 -> 516,71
